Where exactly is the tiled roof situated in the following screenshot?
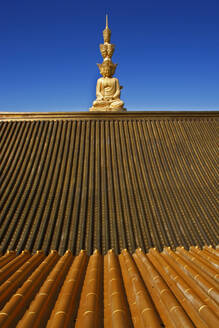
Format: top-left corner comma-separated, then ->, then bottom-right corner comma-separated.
0,112 -> 218,255
0,246 -> 218,327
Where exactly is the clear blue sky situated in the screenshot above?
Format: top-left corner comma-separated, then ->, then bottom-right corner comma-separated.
0,0 -> 218,112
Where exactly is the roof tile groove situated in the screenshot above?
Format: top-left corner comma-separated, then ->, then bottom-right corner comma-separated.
119,249 -> 162,327
203,245 -> 219,257
147,248 -> 219,328
133,248 -> 194,328
104,249 -> 133,328
47,250 -> 87,327
162,248 -> 219,315
0,250 -> 30,285
190,247 -> 219,271
0,247 -> 218,327
0,251 -> 45,309
16,250 -> 73,328
75,249 -> 103,327
0,251 -> 16,269
1,116 -> 218,255
176,247 -> 219,288
0,251 -> 59,327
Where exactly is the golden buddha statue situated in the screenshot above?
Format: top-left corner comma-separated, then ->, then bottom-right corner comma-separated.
90,15 -> 126,112
91,60 -> 124,111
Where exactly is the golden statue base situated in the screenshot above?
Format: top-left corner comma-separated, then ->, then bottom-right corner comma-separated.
89,106 -> 126,112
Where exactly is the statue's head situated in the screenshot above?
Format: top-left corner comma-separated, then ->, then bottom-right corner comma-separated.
107,44 -> 114,57
100,44 -> 115,59
97,59 -> 117,77
99,44 -> 108,58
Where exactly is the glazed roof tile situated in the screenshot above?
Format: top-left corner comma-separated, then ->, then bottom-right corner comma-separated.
0,112 -> 218,255
0,247 -> 218,328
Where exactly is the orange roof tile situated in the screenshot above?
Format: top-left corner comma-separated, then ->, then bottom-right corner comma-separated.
0,247 -> 218,327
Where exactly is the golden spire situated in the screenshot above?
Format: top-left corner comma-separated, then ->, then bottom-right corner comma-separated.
100,15 -> 114,60
103,14 -> 111,43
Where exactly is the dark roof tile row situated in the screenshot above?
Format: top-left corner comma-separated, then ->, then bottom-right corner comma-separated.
0,116 -> 218,254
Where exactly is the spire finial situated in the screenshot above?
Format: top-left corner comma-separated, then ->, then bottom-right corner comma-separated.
103,14 -> 111,43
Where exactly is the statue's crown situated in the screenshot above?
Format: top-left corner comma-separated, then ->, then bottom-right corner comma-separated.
99,43 -> 115,59
97,59 -> 117,77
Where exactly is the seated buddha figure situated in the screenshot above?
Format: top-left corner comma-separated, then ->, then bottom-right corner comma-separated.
90,60 -> 125,112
